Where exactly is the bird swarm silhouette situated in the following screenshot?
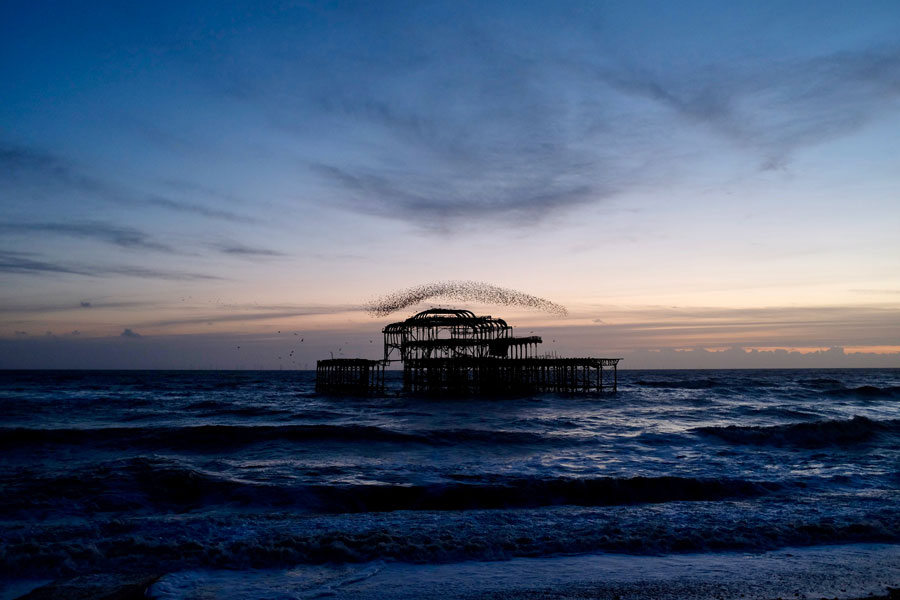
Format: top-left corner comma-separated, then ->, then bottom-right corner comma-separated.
366,281 -> 568,317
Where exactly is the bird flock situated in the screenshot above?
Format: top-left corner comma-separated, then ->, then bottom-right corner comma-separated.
365,280 -> 568,317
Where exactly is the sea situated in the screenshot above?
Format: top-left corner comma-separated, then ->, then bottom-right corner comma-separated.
2,368 -> 900,599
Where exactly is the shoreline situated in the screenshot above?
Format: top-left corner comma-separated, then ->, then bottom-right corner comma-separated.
7,543 -> 899,600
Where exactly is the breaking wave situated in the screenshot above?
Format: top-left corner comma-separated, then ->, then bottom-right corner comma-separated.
4,458 -> 779,516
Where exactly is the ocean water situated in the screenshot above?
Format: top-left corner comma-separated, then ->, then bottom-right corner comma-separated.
2,369 -> 900,598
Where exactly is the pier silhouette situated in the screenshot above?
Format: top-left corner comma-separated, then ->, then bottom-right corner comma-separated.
316,308 -> 620,395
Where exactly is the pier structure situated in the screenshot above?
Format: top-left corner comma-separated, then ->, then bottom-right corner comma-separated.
315,358 -> 385,395
316,308 -> 620,395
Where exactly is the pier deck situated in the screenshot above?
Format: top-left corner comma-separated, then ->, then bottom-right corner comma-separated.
315,358 -> 385,395
403,357 -> 619,395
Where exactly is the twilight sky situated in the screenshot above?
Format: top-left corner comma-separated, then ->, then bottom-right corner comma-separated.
2,0 -> 899,369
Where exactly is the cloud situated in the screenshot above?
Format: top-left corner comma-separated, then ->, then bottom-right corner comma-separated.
0,143 -> 255,223
143,194 -> 257,224
595,47 -> 900,168
0,250 -> 222,281
103,265 -> 223,281
203,8 -> 634,229
247,13 -> 897,227
557,303 -> 900,350
211,242 -> 286,258
852,289 -> 900,295
0,221 -> 173,252
2,326 -> 898,370
0,299 -> 155,315
5,5 -> 898,238
313,164 -> 599,230
0,144 -> 106,195
120,328 -> 142,338
621,345 -> 900,369
0,250 -> 91,276
146,305 -> 358,328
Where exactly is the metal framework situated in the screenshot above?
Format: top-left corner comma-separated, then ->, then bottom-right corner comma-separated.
316,308 -> 621,395
315,358 -> 385,395
402,357 -> 619,395
383,309 -> 540,361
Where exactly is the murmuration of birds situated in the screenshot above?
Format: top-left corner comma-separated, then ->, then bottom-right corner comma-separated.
365,280 -> 568,317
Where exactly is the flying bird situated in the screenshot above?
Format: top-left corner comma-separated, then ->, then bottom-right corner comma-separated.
366,280 -> 567,317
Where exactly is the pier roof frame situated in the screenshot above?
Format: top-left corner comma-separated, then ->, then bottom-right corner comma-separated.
383,308 -> 510,335
382,308 -> 516,361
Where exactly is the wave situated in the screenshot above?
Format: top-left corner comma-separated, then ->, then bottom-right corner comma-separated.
6,504 -> 900,578
0,424 -> 550,451
797,377 -> 844,388
2,459 -> 779,516
633,376 -> 783,390
696,416 -> 900,447
635,379 -> 721,389
303,475 -> 780,513
734,406 -> 821,420
823,386 -> 900,399
0,424 -> 417,450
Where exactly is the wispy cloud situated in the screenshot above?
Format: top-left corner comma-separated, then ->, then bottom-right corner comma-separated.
0,250 -> 91,276
1,143 -> 256,223
202,9 -> 634,230
0,145 -> 105,194
313,164 -> 599,230
0,221 -> 173,252
102,265 -> 223,281
210,241 -> 286,258
143,194 -> 257,224
595,47 -> 900,169
233,12 -> 898,228
565,303 -> 900,349
146,305 -> 359,328
0,299 -> 155,315
0,250 -> 223,281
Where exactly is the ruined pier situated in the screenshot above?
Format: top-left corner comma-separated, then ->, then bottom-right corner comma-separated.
316,308 -> 620,395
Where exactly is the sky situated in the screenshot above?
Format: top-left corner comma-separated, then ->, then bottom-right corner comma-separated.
1,0 -> 899,369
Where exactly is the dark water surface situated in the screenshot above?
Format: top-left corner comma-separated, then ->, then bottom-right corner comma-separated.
2,369 -> 900,596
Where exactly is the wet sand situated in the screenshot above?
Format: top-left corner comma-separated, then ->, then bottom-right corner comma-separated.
8,544 -> 900,600
140,543 -> 899,599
